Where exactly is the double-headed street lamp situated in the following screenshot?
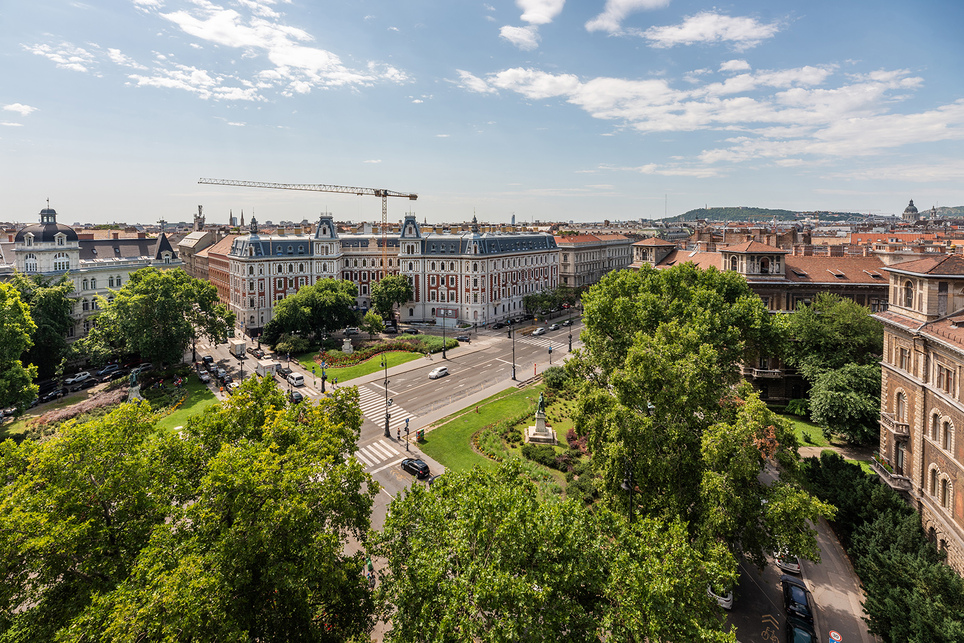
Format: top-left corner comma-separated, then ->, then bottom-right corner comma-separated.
508,327 -> 517,380
441,310 -> 447,359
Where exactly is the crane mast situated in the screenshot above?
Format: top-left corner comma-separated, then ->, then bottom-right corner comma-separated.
198,178 -> 417,278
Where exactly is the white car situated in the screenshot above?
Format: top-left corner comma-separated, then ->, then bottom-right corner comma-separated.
429,366 -> 449,379
65,371 -> 91,385
532,327 -> 546,336
774,551 -> 801,574
707,583 -> 734,610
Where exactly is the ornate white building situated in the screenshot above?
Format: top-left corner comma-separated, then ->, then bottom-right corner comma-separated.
215,214 -> 559,335
0,207 -> 180,339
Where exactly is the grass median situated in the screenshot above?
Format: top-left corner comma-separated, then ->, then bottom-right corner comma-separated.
419,384 -> 546,473
296,350 -> 423,384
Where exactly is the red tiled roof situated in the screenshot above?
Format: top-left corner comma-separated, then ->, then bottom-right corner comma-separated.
884,254 -> 964,276
655,249 -> 724,270
721,240 -> 787,254
554,234 -> 600,245
594,233 -> 629,241
784,255 -> 887,284
633,237 -> 676,247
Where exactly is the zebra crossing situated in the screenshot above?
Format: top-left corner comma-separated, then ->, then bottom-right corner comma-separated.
356,384 -> 418,434
517,335 -> 564,350
355,438 -> 404,470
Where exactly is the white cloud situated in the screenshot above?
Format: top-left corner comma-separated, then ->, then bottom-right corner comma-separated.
3,103 -> 37,116
720,59 -> 751,73
436,134 -> 450,137
412,98 -> 423,103
585,0 -> 670,34
388,26 -> 399,32
456,69 -> 497,94
107,48 -> 147,69
517,0 -> 565,25
500,25 -> 539,50
364,159 -> 382,163
1,122 -> 25,127
642,12 -> 782,51
832,159 -> 964,183
23,42 -> 96,72
226,121 -> 245,126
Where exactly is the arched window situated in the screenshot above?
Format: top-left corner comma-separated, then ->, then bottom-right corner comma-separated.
24,254 -> 37,273
942,479 -> 950,508
91,278 -> 97,289
82,279 -> 89,291
82,299 -> 90,312
409,308 -> 414,316
933,414 -> 941,440
53,253 -> 69,271
943,422 -> 952,451
931,469 -> 938,495
760,257 -> 770,274
904,281 -> 914,308
108,276 -> 114,288
896,392 -> 907,422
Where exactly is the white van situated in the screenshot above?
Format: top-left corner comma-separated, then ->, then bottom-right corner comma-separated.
287,373 -> 305,387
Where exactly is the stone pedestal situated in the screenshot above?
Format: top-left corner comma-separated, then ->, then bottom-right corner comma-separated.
342,338 -> 354,354
525,408 -> 557,444
128,384 -> 142,402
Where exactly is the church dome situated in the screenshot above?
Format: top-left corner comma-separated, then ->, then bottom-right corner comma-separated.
904,199 -> 919,215
15,208 -> 79,244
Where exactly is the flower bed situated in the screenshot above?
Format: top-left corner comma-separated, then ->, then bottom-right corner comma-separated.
315,338 -> 423,367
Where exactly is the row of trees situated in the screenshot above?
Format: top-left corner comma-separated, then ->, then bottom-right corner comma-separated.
522,285 -> 579,317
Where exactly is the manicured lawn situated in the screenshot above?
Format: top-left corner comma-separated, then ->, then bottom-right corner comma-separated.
780,414 -> 831,448
154,379 -> 219,432
420,385 -> 546,473
297,350 -> 423,384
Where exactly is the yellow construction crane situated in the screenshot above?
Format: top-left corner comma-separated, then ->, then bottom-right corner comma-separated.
198,178 -> 418,278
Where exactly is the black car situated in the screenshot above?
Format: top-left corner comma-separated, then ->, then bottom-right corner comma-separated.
562,319 -> 573,326
403,328 -> 419,335
785,616 -> 816,643
40,388 -> 66,403
289,390 -> 304,403
781,575 -> 813,624
70,378 -> 97,392
202,355 -> 215,364
401,458 -> 430,479
455,335 -> 470,342
96,364 -> 123,381
277,366 -> 293,379
492,322 -> 505,329
383,326 -> 398,334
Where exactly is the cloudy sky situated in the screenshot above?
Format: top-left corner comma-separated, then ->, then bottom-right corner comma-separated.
2,0 -> 963,225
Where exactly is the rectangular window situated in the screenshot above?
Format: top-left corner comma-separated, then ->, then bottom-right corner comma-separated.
938,364 -> 954,394
430,275 -> 436,286
899,348 -> 910,371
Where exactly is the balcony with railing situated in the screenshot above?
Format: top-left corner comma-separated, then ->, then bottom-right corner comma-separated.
871,452 -> 912,492
880,412 -> 910,436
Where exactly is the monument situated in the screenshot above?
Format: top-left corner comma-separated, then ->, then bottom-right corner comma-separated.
341,337 -> 354,354
525,392 -> 557,444
128,369 -> 142,401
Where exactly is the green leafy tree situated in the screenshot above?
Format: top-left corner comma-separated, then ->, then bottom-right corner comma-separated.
369,274 -> 413,321
371,462 -> 735,643
0,378 -> 376,641
82,267 -> 235,367
569,264 -> 829,567
808,363 -> 882,444
10,273 -> 75,380
360,309 -> 385,339
782,292 -> 883,377
0,282 -> 38,411
262,278 -> 357,345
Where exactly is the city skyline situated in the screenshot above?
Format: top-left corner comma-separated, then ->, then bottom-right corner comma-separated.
3,0 -> 964,225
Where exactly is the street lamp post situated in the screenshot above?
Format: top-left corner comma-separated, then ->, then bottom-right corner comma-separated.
548,345 -> 553,365
441,310 -> 447,359
568,305 -> 573,352
404,417 -> 410,451
381,356 -> 392,438
509,327 -> 517,380
321,363 -> 327,393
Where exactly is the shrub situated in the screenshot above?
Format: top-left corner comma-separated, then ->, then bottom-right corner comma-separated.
274,334 -> 311,355
542,366 -> 568,390
785,398 -> 809,416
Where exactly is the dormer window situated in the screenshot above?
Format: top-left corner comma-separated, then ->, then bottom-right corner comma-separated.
25,234 -> 33,247
56,234 -> 65,246
904,280 -> 914,308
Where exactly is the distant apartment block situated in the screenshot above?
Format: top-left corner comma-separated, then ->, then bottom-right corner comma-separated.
555,233 -> 632,288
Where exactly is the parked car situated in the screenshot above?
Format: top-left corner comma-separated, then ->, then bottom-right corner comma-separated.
345,327 -> 360,335
198,372 -> 212,384
40,388 -> 66,403
65,371 -> 91,386
96,364 -> 123,381
71,378 -> 97,392
781,575 -> 813,624
774,551 -> 801,574
216,368 -> 228,380
246,347 -> 265,359
277,366 -> 293,379
548,324 -> 560,331
455,335 -> 470,342
221,374 -> 234,385
785,616 -> 816,643
401,458 -> 431,479
707,583 -> 734,610
132,363 -> 154,375
532,327 -> 546,336
383,326 -> 398,334
562,319 -> 573,326
429,366 -> 449,379
226,381 -> 241,394
492,322 -> 505,329
202,355 -> 214,364
289,390 -> 304,403
404,328 -> 419,335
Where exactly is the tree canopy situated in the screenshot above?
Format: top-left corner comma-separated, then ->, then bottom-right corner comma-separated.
808,363 -> 882,443
568,264 -> 831,568
371,461 -> 736,643
781,292 -> 883,377
81,267 -> 235,366
10,273 -> 75,380
370,275 -> 413,320
360,309 -> 384,339
523,285 -> 579,318
261,278 -> 358,345
0,378 -> 375,641
0,282 -> 38,411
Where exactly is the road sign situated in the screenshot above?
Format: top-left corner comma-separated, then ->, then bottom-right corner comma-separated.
829,631 -> 842,642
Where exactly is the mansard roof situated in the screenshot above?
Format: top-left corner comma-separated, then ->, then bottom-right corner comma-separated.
885,254 -> 964,277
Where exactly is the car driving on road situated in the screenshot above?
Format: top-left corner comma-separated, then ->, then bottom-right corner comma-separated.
401,458 -> 430,479
532,327 -> 546,336
429,366 -> 449,379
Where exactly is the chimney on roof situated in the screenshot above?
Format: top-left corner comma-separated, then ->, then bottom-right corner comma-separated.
113,232 -> 119,240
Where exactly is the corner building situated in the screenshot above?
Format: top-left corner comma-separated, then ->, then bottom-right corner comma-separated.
874,254 -> 964,572
220,214 -> 559,336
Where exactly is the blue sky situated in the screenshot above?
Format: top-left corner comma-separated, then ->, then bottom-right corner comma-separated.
3,0 -> 964,225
